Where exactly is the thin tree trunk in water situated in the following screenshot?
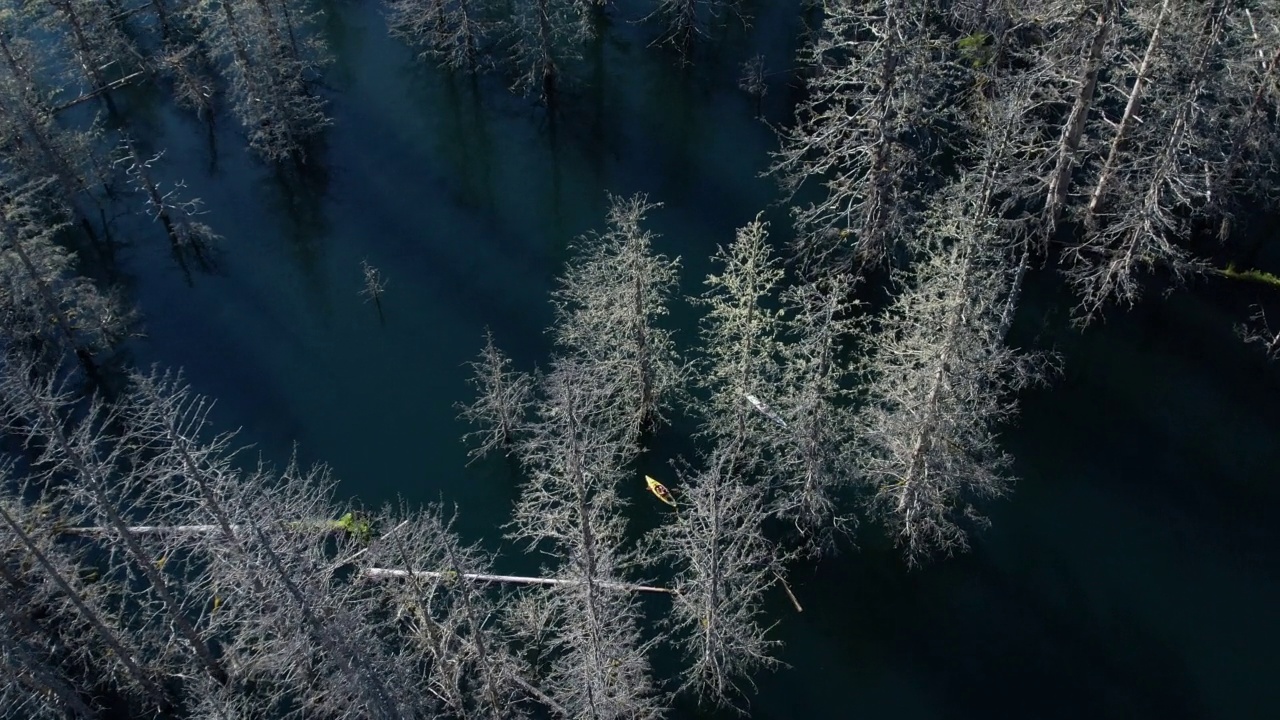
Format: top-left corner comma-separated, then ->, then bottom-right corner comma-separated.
121,140 -> 184,251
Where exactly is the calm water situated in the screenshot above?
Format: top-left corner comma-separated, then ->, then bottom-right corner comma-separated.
106,2 -> 1279,718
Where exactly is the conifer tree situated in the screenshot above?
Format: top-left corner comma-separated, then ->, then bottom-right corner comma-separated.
852,184 -> 1042,564
553,193 -> 684,443
697,214 -> 785,470
649,447 -> 780,708
507,359 -> 662,720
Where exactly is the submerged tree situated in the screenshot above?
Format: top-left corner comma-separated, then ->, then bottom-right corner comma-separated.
650,447 -> 780,708
773,0 -> 951,274
697,214 -> 785,469
458,329 -> 533,461
553,193 -> 684,443
507,359 -> 663,720
852,201 -> 1042,563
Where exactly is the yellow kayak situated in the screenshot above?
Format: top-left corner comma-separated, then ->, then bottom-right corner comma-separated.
645,475 -> 677,508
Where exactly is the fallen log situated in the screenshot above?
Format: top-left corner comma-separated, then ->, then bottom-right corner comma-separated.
362,567 -> 675,595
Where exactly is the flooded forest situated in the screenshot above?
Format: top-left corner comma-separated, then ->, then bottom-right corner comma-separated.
1,0 -> 1279,718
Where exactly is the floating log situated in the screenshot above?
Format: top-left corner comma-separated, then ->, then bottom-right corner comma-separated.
363,567 -> 675,595
60,524 -> 231,536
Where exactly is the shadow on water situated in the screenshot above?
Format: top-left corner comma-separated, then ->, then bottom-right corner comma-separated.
259,153 -> 335,313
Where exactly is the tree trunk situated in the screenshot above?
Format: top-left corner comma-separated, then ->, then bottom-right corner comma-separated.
1043,2 -> 1114,238
1084,0 -> 1172,227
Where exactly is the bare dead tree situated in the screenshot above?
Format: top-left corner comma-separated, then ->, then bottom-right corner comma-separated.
0,353 -> 229,687
697,214 -> 784,472
115,137 -> 221,266
41,0 -> 145,105
772,0 -> 952,274
359,259 -> 387,323
0,18 -> 103,229
0,458 -> 172,713
386,0 -> 488,74
1061,0 -> 1235,321
0,179 -> 131,374
767,275 -> 861,543
507,359 -> 663,720
457,329 -> 532,461
119,371 -> 428,719
501,0 -> 587,103
364,503 -> 536,718
739,54 -> 767,117
553,193 -> 685,442
237,466 -> 421,719
1238,305 -> 1280,360
645,0 -> 705,61
0,616 -> 99,720
852,182 -> 1045,565
183,0 -> 330,162
648,446 -> 781,709
1205,6 -> 1280,239
1038,0 -> 1120,240
157,41 -> 219,122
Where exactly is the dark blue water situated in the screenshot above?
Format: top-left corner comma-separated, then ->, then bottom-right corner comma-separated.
106,2 -> 1279,717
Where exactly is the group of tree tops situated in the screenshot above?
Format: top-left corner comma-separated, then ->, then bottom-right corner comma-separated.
0,186 -> 1032,719
385,0 -> 760,96
0,0 -> 330,292
1,0 -> 329,167
775,0 -> 1280,336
